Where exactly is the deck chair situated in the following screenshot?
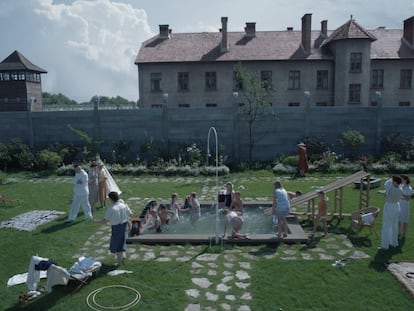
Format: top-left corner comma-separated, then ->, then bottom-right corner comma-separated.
350,206 -> 380,238
46,257 -> 101,293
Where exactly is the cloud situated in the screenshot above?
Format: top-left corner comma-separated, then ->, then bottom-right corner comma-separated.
0,0 -> 153,101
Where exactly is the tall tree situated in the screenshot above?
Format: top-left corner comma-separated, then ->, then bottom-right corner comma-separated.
234,63 -> 274,162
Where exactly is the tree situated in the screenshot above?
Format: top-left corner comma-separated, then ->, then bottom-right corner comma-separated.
338,128 -> 365,159
234,63 -> 274,162
42,92 -> 78,105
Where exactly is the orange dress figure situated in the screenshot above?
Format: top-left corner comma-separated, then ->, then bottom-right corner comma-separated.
297,142 -> 308,176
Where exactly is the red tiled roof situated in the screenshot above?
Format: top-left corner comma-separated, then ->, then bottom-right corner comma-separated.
136,30 -> 333,64
136,19 -> 414,64
322,19 -> 377,45
0,50 -> 47,73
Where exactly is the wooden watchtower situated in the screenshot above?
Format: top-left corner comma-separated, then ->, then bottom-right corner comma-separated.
0,50 -> 47,112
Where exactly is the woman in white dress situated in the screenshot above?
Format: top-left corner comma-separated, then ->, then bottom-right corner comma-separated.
399,174 -> 412,239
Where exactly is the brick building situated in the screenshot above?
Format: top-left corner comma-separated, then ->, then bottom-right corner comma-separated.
0,50 -> 47,112
135,14 -> 414,108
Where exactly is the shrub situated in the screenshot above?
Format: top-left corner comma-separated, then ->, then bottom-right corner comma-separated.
300,135 -> 333,162
380,133 -> 408,156
56,164 -> 75,176
338,129 -> 365,160
36,150 -> 62,171
272,163 -> 296,174
281,155 -> 298,167
4,139 -> 35,170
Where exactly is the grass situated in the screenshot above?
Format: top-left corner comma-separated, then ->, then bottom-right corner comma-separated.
0,171 -> 413,310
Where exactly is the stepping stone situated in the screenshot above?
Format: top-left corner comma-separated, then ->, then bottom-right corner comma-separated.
236,282 -> 250,289
238,305 -> 252,311
217,283 -> 231,292
185,289 -> 200,298
224,262 -> 234,269
225,295 -> 236,301
192,262 -> 204,269
205,292 -> 218,301
143,252 -> 155,261
192,277 -> 212,288
177,256 -> 192,262
220,303 -> 231,310
185,303 -> 200,311
207,263 -> 218,268
239,262 -> 251,269
236,270 -> 250,281
207,270 -> 217,276
156,257 -> 172,262
241,292 -> 252,300
197,254 -> 220,261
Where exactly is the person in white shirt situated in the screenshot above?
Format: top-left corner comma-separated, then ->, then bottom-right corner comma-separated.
380,176 -> 403,250
66,164 -> 93,222
96,191 -> 132,266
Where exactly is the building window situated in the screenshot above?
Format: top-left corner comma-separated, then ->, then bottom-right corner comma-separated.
349,84 -> 361,103
371,69 -> 384,89
350,53 -> 362,73
288,71 -> 300,89
205,72 -> 217,91
288,102 -> 300,107
233,71 -> 243,91
261,70 -> 272,90
10,72 -> 19,80
0,72 -> 10,80
316,70 -> 328,89
178,72 -> 189,91
151,104 -> 162,108
399,101 -> 410,106
315,102 -> 328,106
178,103 -> 190,108
206,103 -> 217,107
150,73 -> 162,92
400,69 -> 412,89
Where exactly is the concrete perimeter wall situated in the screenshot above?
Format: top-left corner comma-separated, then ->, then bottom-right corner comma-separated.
0,106 -> 413,162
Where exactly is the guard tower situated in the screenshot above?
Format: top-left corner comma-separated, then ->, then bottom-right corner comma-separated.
0,50 -> 47,112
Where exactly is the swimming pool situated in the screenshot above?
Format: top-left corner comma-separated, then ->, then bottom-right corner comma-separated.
126,203 -> 308,245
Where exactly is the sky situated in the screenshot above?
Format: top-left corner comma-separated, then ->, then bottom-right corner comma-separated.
1,0 -> 413,102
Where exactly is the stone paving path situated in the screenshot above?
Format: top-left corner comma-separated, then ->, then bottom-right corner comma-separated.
75,224 -> 369,311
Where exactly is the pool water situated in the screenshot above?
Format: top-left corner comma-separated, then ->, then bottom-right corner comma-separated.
148,206 -> 275,235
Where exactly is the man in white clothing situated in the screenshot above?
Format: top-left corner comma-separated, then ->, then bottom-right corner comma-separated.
66,164 -> 93,222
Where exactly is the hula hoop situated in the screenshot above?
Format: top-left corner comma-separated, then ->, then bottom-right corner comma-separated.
86,285 -> 141,311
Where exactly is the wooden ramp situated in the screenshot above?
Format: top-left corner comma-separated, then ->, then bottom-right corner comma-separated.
290,170 -> 371,219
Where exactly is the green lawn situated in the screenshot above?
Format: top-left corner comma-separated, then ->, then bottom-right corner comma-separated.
0,171 -> 413,310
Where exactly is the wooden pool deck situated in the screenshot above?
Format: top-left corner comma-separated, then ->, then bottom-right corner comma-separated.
126,216 -> 308,245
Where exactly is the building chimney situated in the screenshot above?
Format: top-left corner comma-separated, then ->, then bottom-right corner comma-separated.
220,17 -> 229,52
301,13 -> 312,54
321,20 -> 327,37
403,16 -> 414,46
159,24 -> 170,39
244,22 -> 256,37
314,19 -> 327,48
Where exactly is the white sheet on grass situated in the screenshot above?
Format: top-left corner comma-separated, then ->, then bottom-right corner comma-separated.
0,210 -> 65,231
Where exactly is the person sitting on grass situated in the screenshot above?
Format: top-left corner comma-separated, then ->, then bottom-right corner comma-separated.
312,190 -> 328,235
222,208 -> 249,239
